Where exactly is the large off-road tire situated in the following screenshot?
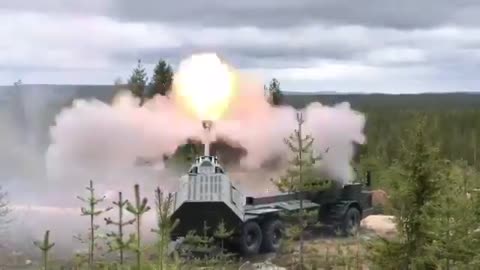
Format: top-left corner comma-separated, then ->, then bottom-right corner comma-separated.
341,207 -> 361,236
261,219 -> 284,253
238,221 -> 263,256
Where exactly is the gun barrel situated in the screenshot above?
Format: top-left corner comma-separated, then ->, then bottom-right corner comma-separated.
202,120 -> 213,156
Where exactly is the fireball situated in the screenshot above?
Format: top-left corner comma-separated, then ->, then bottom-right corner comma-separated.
172,53 -> 237,121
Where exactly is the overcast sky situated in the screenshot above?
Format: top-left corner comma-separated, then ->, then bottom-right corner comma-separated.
1,0 -> 480,93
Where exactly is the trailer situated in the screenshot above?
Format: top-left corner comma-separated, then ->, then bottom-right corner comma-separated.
170,155 -> 374,256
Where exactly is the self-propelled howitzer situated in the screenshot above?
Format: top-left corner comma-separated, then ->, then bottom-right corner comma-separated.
170,155 -> 374,256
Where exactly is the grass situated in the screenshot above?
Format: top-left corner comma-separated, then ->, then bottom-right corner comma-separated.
0,233 -> 386,270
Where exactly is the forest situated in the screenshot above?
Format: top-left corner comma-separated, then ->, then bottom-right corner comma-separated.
281,91 -> 480,269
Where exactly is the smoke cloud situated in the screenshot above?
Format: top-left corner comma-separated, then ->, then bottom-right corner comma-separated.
212,74 -> 366,184
46,61 -> 366,195
45,92 -> 200,193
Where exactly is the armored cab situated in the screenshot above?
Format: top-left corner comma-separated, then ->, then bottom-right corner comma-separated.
170,156 -> 245,239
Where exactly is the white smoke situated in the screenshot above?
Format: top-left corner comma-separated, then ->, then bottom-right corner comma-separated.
46,92 -> 199,192
303,102 -> 366,181
212,75 -> 366,184
46,69 -> 366,192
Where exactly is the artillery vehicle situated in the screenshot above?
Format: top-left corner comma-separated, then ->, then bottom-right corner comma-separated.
170,154 -> 373,256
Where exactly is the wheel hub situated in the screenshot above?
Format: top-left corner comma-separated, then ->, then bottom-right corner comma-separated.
348,214 -> 359,234
272,229 -> 281,245
246,232 -> 256,246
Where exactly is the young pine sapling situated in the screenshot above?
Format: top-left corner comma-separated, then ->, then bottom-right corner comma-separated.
151,187 -> 179,270
213,220 -> 235,266
272,111 -> 331,270
126,184 -> 151,270
34,230 -> 55,270
77,180 -> 113,270
0,186 -> 10,230
105,191 -> 136,266
181,222 -> 217,267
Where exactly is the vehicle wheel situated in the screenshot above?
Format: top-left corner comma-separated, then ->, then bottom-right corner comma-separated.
261,219 -> 284,252
238,221 -> 263,256
342,207 -> 361,236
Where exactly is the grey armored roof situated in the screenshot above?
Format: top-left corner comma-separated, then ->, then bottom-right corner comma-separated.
188,155 -> 225,174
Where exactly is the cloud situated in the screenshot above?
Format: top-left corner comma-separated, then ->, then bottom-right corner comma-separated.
365,47 -> 427,66
4,0 -> 480,29
0,2 -> 479,92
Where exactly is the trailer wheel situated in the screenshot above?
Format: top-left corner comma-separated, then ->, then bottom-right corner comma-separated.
238,221 -> 263,256
261,219 -> 284,252
342,207 -> 361,236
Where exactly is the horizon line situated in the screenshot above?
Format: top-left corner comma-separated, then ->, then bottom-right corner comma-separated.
0,84 -> 479,95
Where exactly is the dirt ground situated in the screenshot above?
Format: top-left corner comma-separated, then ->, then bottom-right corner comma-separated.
360,215 -> 396,237
259,215 -> 397,269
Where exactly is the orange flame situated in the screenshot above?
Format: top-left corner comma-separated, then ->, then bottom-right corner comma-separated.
172,53 -> 237,121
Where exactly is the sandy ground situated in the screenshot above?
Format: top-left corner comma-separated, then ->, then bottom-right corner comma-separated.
361,215 -> 396,237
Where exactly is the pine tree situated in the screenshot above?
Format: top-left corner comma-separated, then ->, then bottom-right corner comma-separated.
469,185 -> 480,267
268,78 -> 284,106
0,186 -> 10,228
113,77 -> 124,86
128,59 -> 148,106
272,111 -> 331,270
213,219 -> 235,267
367,115 -> 442,269
273,112 -> 331,194
77,180 -> 112,270
33,230 -> 55,270
151,187 -> 179,270
104,191 -> 135,266
472,130 -> 477,169
148,59 -> 173,98
126,184 -> 151,270
181,221 -> 219,267
431,160 -> 480,269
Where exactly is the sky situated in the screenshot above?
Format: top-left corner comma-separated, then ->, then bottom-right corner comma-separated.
1,0 -> 480,93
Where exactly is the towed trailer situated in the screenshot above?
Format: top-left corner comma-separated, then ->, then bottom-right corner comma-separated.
170,155 -> 374,256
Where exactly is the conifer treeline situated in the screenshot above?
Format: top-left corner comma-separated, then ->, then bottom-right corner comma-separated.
359,109 -> 480,171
